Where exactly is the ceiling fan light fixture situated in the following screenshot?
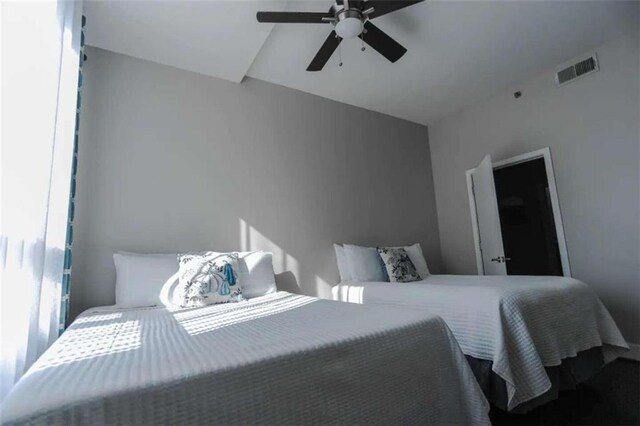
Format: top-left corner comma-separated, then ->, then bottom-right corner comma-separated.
335,17 -> 362,38
335,10 -> 363,39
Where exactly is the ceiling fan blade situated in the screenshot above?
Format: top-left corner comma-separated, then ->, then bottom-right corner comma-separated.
360,21 -> 407,63
364,0 -> 424,19
307,31 -> 342,71
256,11 -> 333,23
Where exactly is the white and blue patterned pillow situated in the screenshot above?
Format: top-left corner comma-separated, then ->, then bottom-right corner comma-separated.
176,252 -> 243,308
377,247 -> 421,283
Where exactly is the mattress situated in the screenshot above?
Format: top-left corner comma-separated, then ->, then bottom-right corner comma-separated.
1,291 -> 489,425
333,275 -> 629,411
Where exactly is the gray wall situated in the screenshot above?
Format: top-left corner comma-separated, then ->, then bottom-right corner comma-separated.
71,47 -> 442,318
429,34 -> 640,344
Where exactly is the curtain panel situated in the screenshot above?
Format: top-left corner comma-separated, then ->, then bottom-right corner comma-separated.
60,14 -> 86,333
1,0 -> 85,402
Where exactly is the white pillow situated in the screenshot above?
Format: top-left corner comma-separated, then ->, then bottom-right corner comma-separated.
236,251 -> 277,298
401,243 -> 430,279
333,244 -> 353,282
343,244 -> 387,282
113,252 -> 179,308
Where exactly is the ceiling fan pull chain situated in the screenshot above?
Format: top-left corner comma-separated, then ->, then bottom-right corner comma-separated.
338,41 -> 343,67
361,32 -> 365,51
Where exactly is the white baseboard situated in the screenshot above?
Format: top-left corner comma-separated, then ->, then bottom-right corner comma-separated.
621,343 -> 640,361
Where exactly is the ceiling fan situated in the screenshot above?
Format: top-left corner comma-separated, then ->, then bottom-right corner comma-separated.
257,0 -> 424,71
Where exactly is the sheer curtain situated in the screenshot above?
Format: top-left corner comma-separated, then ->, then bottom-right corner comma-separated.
1,0 -> 84,402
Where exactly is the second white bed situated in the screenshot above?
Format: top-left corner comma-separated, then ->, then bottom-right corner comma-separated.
333,274 -> 628,411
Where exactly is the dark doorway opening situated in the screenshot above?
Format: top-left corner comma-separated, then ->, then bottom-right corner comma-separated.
493,158 -> 563,276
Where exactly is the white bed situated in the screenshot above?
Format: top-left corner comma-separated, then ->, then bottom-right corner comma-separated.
1,291 -> 490,425
332,274 -> 629,411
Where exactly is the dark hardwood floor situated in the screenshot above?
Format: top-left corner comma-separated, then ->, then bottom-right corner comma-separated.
490,359 -> 640,426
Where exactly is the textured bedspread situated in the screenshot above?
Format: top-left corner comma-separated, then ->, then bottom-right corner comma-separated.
1,292 -> 489,425
333,275 -> 628,410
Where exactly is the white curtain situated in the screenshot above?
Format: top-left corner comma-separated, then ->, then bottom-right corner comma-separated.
0,0 -> 84,402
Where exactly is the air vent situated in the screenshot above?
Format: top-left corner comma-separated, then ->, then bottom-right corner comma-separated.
556,54 -> 598,86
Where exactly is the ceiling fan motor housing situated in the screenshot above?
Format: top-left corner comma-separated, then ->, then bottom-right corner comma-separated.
334,9 -> 364,39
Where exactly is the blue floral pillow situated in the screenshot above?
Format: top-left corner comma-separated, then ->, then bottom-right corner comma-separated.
177,252 -> 243,307
377,247 -> 421,283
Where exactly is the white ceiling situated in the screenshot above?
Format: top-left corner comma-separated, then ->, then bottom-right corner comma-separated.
84,0 -> 287,83
85,1 -> 639,125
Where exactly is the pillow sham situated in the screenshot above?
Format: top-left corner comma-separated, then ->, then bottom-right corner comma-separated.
333,244 -> 353,282
236,251 -> 277,298
400,243 -> 430,279
176,252 -> 243,308
377,247 -> 421,283
113,252 -> 179,308
343,244 -> 387,282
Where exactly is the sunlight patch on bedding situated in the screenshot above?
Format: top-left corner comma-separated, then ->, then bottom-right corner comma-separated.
332,284 -> 364,304
33,319 -> 141,371
174,294 -> 315,336
74,312 -> 123,323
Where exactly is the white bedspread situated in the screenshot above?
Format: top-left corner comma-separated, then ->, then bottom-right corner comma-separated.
333,275 -> 628,410
1,292 -> 489,425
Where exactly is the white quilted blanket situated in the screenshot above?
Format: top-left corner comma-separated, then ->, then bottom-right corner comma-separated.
333,275 -> 629,410
1,292 -> 489,425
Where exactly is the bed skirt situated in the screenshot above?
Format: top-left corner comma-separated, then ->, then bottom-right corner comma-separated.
466,346 -> 605,413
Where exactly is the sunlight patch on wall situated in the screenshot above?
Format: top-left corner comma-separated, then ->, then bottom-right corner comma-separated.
239,218 -> 299,279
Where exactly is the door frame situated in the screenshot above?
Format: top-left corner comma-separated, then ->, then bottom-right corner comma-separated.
465,147 -> 572,277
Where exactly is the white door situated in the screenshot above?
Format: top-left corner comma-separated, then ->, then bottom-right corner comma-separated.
471,155 -> 507,275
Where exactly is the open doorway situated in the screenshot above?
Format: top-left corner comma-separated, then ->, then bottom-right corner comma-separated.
466,148 -> 571,277
494,157 -> 562,275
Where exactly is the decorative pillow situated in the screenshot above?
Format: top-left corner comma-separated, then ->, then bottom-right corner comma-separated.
176,252 -> 243,307
344,244 -> 387,282
377,247 -> 421,283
